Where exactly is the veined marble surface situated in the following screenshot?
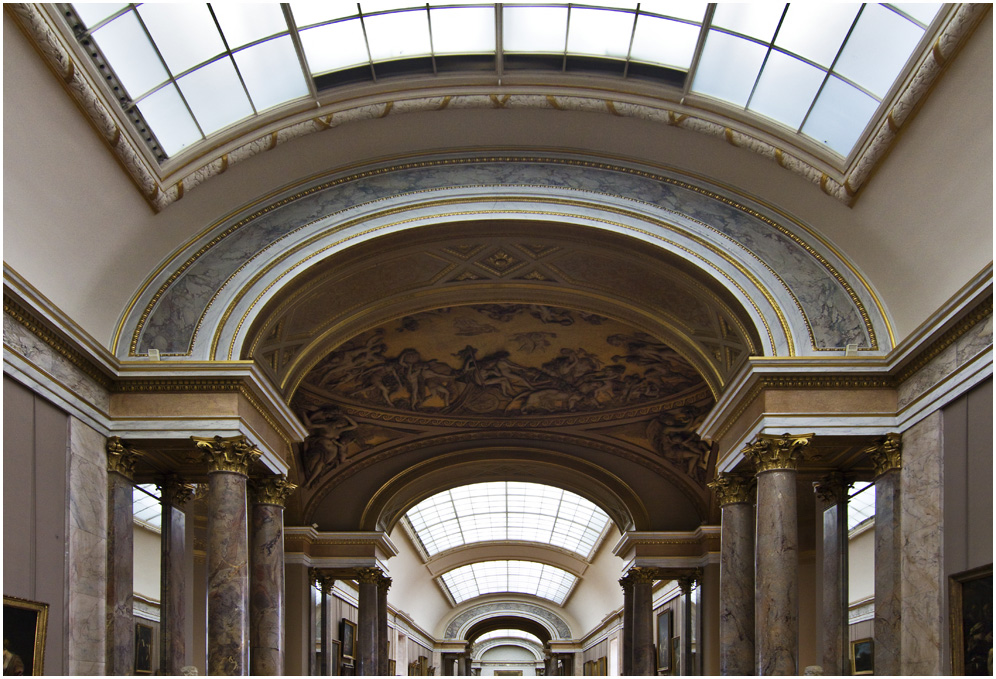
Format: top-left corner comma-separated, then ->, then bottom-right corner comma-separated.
131,160 -> 879,358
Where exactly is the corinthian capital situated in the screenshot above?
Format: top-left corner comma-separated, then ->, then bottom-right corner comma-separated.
193,435 -> 261,475
250,475 -> 297,507
708,472 -> 754,506
813,472 -> 848,507
743,432 -> 813,472
159,475 -> 195,507
106,436 -> 143,479
865,433 -> 902,477
356,566 -> 384,584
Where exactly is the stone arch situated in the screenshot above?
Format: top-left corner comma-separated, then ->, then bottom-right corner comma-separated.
119,156 -> 890,362
444,603 -> 573,641
473,638 -> 545,663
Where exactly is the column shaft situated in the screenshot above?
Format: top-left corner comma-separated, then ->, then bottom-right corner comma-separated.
357,569 -> 380,675
160,480 -> 193,675
250,505 -> 285,674
106,438 -> 140,676
815,475 -> 848,675
621,577 -> 634,676
755,468 -> 798,675
711,474 -> 755,675
875,467 -> 902,675
377,575 -> 392,675
207,471 -> 251,674
631,569 -> 656,676
679,577 -> 696,676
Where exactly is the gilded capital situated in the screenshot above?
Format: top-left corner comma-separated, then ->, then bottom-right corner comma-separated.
106,436 -> 142,479
193,435 -> 261,475
378,574 -> 393,592
708,473 -> 754,506
356,566 -> 384,584
865,433 -> 902,477
677,570 -> 701,593
623,566 -> 658,585
159,476 -> 196,507
311,568 -> 335,593
250,475 -> 297,507
743,432 -> 812,473
813,472 -> 848,507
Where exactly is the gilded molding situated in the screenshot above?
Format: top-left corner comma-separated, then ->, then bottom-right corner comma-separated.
895,295 -> 993,384
865,433 -> 902,478
249,474 -> 298,507
708,473 -> 754,506
106,435 -> 142,478
193,434 -> 261,475
743,432 -> 813,472
812,472 -> 847,507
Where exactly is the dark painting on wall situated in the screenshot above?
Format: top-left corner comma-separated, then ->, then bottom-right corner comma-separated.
134,623 -> 153,674
850,638 -> 873,675
950,565 -> 993,676
340,618 -> 356,662
3,596 -> 48,676
657,609 -> 672,671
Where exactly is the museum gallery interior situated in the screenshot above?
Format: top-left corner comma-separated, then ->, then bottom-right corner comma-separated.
3,2 -> 992,676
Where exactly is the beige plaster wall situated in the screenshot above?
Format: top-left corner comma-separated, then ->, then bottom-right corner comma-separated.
563,525 -> 624,635
134,524 -> 162,601
4,10 -> 991,350
386,525 -> 456,636
848,525 -> 876,604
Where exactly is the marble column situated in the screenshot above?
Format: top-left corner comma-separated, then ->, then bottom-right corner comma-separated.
159,476 -> 194,675
619,573 -> 635,675
312,570 -> 335,676
106,437 -> 142,675
708,473 -> 755,675
357,566 -> 382,675
813,473 -> 849,676
867,433 -> 903,677
678,573 -> 699,675
249,475 -> 297,675
194,435 -> 261,676
745,433 -> 811,676
378,573 -> 392,675
629,567 -> 657,676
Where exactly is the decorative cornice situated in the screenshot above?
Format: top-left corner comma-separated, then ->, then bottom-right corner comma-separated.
249,474 -> 297,507
106,435 -> 142,478
707,473 -> 755,506
895,295 -> 993,383
14,4 -> 985,211
743,432 -> 813,473
193,434 -> 261,475
865,433 -> 902,478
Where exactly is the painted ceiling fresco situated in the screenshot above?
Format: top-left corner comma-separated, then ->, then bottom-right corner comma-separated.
293,304 -> 714,489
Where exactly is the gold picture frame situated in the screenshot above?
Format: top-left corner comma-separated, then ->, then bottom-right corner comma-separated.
949,564 -> 993,675
340,618 -> 357,662
134,622 -> 154,674
657,609 -> 672,671
850,638 -> 874,675
3,595 -> 49,676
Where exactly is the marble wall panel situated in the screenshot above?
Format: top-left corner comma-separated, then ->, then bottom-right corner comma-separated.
68,591 -> 106,674
900,412 -> 944,675
136,161 -> 872,355
898,313 -> 993,409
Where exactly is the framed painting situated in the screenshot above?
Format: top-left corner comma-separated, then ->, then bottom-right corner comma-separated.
340,618 -> 356,662
657,609 -> 672,671
850,638 -> 874,675
950,564 -> 993,675
134,622 -> 154,674
388,659 -> 396,675
671,636 -> 680,676
330,639 -> 342,675
3,595 -> 48,676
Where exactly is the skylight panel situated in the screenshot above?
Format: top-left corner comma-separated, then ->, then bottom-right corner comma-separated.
73,3 -> 127,28
503,6 -> 569,53
748,50 -> 825,129
177,58 -> 254,133
137,84 -> 202,156
365,9 -> 433,61
430,7 -> 496,54
773,4 -> 860,69
439,560 -> 578,605
233,36 -> 309,113
891,3 -> 943,25
133,484 -> 162,529
802,75 -> 879,156
629,14 -> 699,69
848,481 -> 876,530
288,3 -> 358,28
476,629 -> 543,645
404,481 -> 610,558
299,20 -> 371,74
90,11 -> 169,99
693,30 -> 768,106
137,3 -> 225,76
212,3 -> 289,49
567,8 -> 634,59
638,1 -> 709,23
833,3 -> 926,98
711,3 -> 784,42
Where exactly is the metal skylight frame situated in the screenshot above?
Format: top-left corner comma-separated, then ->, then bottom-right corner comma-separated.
848,481 -> 876,530
403,481 -> 611,560
60,2 -> 944,165
133,483 -> 162,530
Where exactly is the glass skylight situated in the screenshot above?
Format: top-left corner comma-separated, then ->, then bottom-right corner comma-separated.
133,483 -> 162,529
439,560 -> 578,605
404,482 -> 610,559
848,481 -> 876,530
474,629 -> 544,645
63,3 -> 942,162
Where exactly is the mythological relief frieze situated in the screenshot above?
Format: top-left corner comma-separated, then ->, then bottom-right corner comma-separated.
291,304 -> 716,491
